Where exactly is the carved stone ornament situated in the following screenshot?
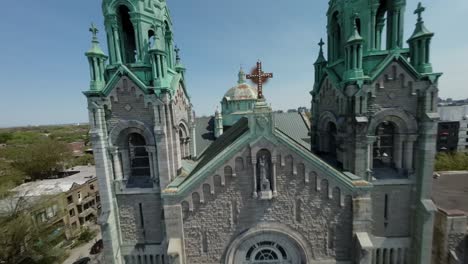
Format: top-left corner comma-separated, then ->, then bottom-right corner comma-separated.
256,115 -> 269,130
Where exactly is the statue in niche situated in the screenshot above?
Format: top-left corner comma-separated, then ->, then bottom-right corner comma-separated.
259,155 -> 271,191
256,149 -> 273,199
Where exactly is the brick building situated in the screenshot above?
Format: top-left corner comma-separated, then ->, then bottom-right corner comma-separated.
1,166 -> 101,239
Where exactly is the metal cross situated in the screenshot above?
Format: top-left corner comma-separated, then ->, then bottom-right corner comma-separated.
318,38 -> 325,50
415,2 -> 425,22
174,45 -> 181,61
89,23 -> 99,39
246,61 -> 273,99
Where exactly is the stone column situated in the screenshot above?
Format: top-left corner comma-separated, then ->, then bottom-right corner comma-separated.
403,135 -> 417,173
92,58 -> 99,82
112,27 -> 122,63
146,146 -> 158,184
271,157 -> 277,196
376,18 -> 385,50
185,137 -> 191,157
252,159 -> 258,198
393,135 -> 403,170
105,27 -> 116,65
121,148 -> 131,180
112,148 -> 123,180
370,8 -> 377,50
155,101 -> 172,188
366,136 -> 377,181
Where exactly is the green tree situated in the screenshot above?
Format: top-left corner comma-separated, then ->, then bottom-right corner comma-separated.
0,133 -> 12,144
0,196 -> 65,263
435,152 -> 468,171
5,139 -> 72,180
0,160 -> 25,195
70,154 -> 95,167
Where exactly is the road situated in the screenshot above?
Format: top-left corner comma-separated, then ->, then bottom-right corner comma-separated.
62,232 -> 102,264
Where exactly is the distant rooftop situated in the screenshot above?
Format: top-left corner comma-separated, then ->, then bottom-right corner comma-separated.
438,104 -> 468,122
12,166 -> 96,197
432,172 -> 468,214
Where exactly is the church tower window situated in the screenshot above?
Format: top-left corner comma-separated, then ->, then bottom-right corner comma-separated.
128,133 -> 151,178
330,11 -> 342,61
148,30 -> 155,49
376,2 -> 388,50
117,5 -> 137,64
373,122 -> 395,168
355,17 -> 362,35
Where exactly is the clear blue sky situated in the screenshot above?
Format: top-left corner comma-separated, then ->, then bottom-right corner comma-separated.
0,0 -> 467,127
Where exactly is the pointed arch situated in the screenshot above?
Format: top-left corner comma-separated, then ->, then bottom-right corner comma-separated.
330,11 -> 342,61
117,5 -> 137,63
178,121 -> 190,159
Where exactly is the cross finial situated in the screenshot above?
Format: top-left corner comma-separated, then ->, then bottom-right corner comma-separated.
175,45 -> 181,62
246,60 -> 273,100
415,2 -> 425,22
89,23 -> 99,41
352,13 -> 360,29
318,38 -> 325,50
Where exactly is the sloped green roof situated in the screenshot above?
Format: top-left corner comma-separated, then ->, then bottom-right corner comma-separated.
191,117 -> 249,177
274,112 -> 310,149
194,116 -> 215,156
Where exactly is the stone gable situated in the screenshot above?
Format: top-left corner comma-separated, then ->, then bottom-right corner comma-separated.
107,76 -> 155,129
178,141 -> 354,263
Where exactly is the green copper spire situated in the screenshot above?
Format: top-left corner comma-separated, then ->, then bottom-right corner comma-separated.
86,23 -> 106,56
409,2 -> 433,41
100,0 -> 180,89
238,67 -> 247,84
344,15 -> 364,81
85,23 -> 107,91
174,45 -> 186,78
314,38 -> 327,65
347,16 -> 363,43
408,2 -> 434,74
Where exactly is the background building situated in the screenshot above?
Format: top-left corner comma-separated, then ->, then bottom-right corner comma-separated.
432,172 -> 468,263
437,104 -> 468,152
0,166 -> 100,239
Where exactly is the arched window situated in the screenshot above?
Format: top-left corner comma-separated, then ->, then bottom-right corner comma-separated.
355,17 -> 361,35
330,11 -> 342,61
118,5 -> 137,63
376,1 -> 388,50
127,133 -> 151,185
245,241 -> 288,263
148,30 -> 155,49
178,123 -> 190,159
373,122 -> 395,168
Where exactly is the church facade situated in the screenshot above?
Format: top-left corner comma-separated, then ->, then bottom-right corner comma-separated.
83,0 -> 442,263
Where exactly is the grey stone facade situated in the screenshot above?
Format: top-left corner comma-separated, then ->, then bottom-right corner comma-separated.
179,146 -> 354,263
83,1 -> 445,264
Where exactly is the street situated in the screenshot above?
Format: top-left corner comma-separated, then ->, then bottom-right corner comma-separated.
62,232 -> 102,264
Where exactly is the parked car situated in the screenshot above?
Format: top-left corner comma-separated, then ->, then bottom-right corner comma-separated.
90,239 -> 103,255
73,257 -> 91,264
